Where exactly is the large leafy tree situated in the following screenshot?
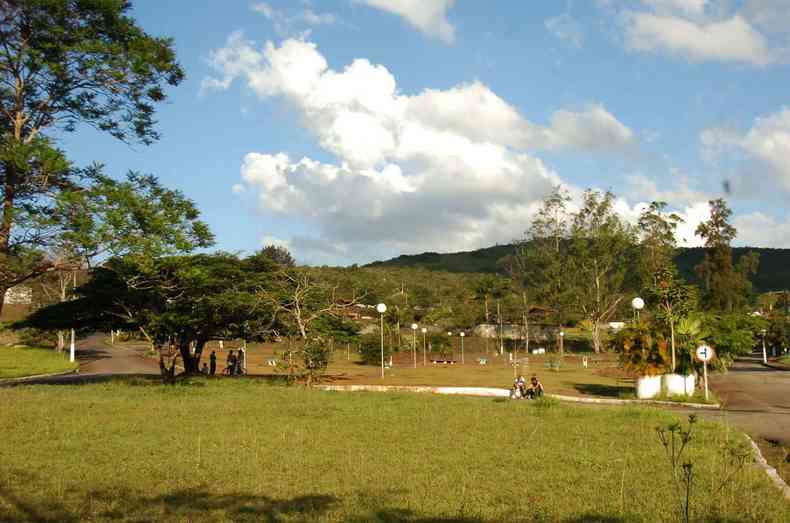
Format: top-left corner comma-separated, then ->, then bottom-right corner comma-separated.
511,185 -> 571,328
637,201 -> 683,291
0,0 -> 184,312
695,199 -> 759,311
567,190 -> 637,353
20,253 -> 278,374
260,244 -> 296,267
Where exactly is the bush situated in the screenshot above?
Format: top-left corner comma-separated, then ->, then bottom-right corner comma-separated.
702,313 -> 763,370
301,337 -> 332,386
277,336 -> 333,385
359,333 -> 390,366
610,322 -> 668,376
428,333 -> 451,357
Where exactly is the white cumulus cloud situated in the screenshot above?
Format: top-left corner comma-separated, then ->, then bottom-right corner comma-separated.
203,36 -> 639,260
205,34 -> 790,260
624,12 -> 773,65
355,0 -> 456,43
601,0 -> 787,66
701,108 -> 790,193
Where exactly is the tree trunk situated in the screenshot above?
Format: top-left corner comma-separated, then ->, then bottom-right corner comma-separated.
178,339 -> 199,374
484,295 -> 490,323
592,321 -> 601,354
0,285 -> 7,318
57,331 -> 65,352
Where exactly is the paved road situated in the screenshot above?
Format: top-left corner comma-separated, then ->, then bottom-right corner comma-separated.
1,333 -> 159,386
74,333 -> 159,375
705,354 -> 790,446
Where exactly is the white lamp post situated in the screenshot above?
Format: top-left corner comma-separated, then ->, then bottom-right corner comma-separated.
69,328 -> 75,363
761,328 -> 768,364
421,327 -> 427,365
559,330 -> 565,355
631,297 -> 645,323
447,331 -> 452,361
459,332 -> 465,364
376,303 -> 387,378
411,323 -> 418,368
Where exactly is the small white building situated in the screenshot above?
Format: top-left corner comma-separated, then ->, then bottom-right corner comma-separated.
4,286 -> 32,305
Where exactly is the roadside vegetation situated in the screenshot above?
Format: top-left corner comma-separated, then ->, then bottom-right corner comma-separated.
0,380 -> 787,522
0,345 -> 76,379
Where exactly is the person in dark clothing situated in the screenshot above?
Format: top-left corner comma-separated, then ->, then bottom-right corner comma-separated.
236,347 -> 246,376
226,350 -> 236,376
209,351 -> 217,376
526,375 -> 544,399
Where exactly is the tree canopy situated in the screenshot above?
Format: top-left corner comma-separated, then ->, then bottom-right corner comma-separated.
1,0 -> 186,312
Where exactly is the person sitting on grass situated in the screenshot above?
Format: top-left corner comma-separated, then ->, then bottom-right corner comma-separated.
201,363 -> 209,375
511,376 -> 526,399
526,375 -> 544,399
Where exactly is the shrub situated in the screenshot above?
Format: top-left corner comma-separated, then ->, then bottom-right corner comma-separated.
358,333 -> 390,366
428,333 -> 451,357
702,313 -> 763,370
610,322 -> 668,376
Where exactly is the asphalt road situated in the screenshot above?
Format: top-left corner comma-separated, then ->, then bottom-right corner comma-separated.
705,354 -> 790,446
1,333 -> 159,386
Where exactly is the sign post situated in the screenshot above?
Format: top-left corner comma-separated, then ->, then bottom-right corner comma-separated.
696,344 -> 715,401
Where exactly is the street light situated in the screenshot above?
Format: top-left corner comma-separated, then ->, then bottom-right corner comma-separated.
411,323 -> 418,368
559,330 -> 565,355
421,327 -> 427,366
376,303 -> 387,378
761,328 -> 768,364
459,332 -> 465,364
69,328 -> 75,363
631,297 -> 645,322
447,331 -> 453,362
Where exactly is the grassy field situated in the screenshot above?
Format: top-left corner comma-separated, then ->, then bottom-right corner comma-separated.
0,345 -> 77,379
0,379 -> 787,522
147,337 -> 634,398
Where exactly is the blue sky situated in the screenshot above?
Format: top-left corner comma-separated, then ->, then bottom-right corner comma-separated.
58,0 -> 790,265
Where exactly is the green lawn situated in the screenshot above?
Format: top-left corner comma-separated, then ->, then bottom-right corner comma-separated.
133,338 -> 633,398
0,379 -> 787,522
0,345 -> 77,379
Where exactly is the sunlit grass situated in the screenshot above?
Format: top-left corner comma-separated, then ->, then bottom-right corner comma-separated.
0,379 -> 787,522
0,345 -> 77,379
154,338 -> 634,398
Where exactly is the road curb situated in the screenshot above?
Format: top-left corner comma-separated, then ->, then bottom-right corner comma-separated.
0,368 -> 79,385
746,436 -> 790,501
762,361 -> 790,371
316,384 -> 720,409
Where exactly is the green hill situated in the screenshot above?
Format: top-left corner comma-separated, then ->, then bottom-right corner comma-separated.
367,245 -> 790,293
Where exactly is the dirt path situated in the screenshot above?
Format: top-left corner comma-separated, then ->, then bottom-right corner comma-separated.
704,354 -> 790,446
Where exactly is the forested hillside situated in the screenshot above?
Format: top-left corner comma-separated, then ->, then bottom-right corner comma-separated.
367,245 -> 790,293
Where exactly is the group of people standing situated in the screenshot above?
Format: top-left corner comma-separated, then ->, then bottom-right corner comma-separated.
200,348 -> 246,376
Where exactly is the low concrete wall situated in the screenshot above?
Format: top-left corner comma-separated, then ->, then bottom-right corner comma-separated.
316,384 -> 719,409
